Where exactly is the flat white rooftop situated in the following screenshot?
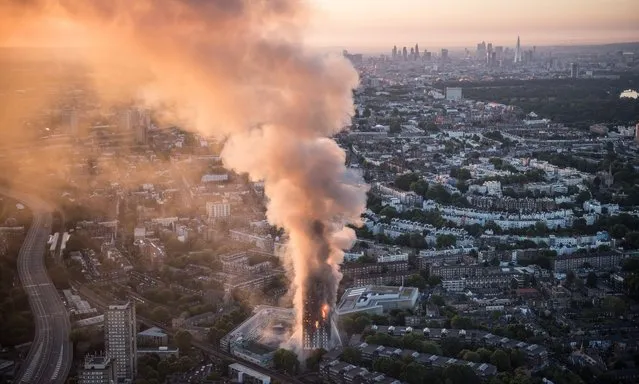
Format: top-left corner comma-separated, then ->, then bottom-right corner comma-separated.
336,285 -> 419,315
229,363 -> 271,383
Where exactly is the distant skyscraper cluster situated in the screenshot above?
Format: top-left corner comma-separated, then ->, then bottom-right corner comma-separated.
470,36 -> 535,67
388,36 -> 534,65
391,44 -> 431,61
119,108 -> 151,145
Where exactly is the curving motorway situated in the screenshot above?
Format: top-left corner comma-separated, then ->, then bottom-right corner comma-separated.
1,189 -> 72,384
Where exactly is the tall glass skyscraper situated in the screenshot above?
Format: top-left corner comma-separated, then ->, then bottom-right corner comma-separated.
514,36 -> 522,63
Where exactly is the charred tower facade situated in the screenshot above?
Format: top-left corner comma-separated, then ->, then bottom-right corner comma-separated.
302,276 -> 332,350
301,221 -> 336,350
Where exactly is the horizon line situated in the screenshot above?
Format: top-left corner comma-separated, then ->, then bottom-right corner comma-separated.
1,39 -> 638,53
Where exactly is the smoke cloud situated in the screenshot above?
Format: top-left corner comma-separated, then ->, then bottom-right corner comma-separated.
0,0 -> 368,349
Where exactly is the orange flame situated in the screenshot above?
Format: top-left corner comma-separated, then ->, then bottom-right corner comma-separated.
321,303 -> 329,320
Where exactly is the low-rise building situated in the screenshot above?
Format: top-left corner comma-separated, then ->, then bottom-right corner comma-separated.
341,260 -> 409,279
442,279 -> 466,292
137,346 -> 179,360
354,342 -> 497,378
367,326 -> 548,365
78,355 -> 117,384
206,200 -> 231,220
320,359 -> 400,384
352,272 -> 413,287
553,252 -> 624,272
335,286 -> 419,318
228,363 -> 271,384
137,327 -> 168,347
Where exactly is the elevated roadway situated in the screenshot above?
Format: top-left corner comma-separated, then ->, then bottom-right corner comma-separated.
0,189 -> 72,384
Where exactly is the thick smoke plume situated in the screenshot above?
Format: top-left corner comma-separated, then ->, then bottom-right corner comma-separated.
0,0 -> 368,348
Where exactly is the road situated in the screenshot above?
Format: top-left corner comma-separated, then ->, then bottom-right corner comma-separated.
75,284 -> 304,384
0,189 -> 72,384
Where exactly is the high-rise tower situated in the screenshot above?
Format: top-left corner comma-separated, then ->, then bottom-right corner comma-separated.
570,62 -> 579,78
441,48 -> 449,62
105,302 -> 137,381
302,277 -> 332,350
514,35 -> 522,63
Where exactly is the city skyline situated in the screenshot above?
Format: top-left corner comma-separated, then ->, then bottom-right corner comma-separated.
0,0 -> 638,382
1,1 -> 638,51
307,0 -> 639,50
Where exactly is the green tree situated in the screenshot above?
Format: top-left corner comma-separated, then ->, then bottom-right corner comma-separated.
406,274 -> 427,290
443,364 -> 480,384
373,357 -> 404,378
354,315 -> 372,333
408,233 -> 427,249
602,296 -> 627,316
461,350 -> 481,362
490,349 -> 512,371
577,191 -> 592,205
342,347 -> 362,364
610,224 -> 629,239
340,316 -> 355,334
436,234 -> 456,249
565,271 -> 576,288
586,272 -> 597,288
477,348 -> 493,363
509,349 -> 526,368
421,341 -> 442,355
273,349 -> 299,374
426,184 -> 452,204
489,158 -> 504,168
402,363 -> 429,384
441,337 -> 464,357
207,326 -> 226,343
624,231 -> 639,249
305,348 -> 326,371
150,307 -> 171,324
428,275 -> 442,287
379,206 -> 399,218
395,173 -> 420,191
365,191 -> 383,213
390,121 -> 402,134
457,168 -> 472,180
69,328 -> 89,344
450,315 -> 473,329
534,221 -> 548,235
409,180 -> 429,197
402,333 -> 425,350
431,295 -> 445,306
174,330 -> 192,352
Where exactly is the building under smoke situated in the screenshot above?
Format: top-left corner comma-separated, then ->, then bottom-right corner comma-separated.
0,0 -> 368,353
302,277 -> 332,350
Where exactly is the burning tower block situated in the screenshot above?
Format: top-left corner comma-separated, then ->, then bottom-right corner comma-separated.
303,276 -> 337,350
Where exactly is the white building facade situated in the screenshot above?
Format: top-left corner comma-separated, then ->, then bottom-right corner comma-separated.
105,302 -> 137,381
206,201 -> 231,220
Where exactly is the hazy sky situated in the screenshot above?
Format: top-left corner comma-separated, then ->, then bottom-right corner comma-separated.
306,0 -> 639,51
2,0 -> 638,51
